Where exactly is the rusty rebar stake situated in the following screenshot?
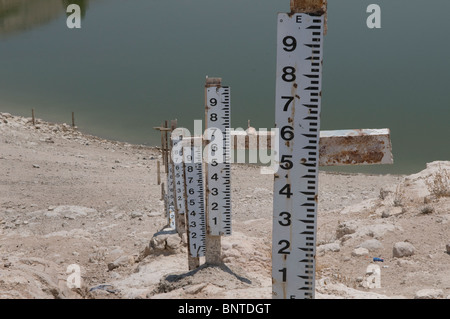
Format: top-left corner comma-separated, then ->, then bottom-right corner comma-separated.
290,0 -> 327,34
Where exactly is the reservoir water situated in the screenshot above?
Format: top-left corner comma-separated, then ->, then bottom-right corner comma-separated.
1,0 -> 449,174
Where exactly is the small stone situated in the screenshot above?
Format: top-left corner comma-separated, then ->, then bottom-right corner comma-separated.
147,211 -> 162,217
107,255 -> 133,271
131,211 -> 144,219
393,242 -> 415,258
446,243 -> 450,254
32,164 -> 40,168
317,242 -> 341,254
358,239 -> 383,252
336,221 -> 357,239
114,213 -> 124,220
414,289 -> 444,299
389,207 -> 403,217
352,247 -> 369,257
381,211 -> 390,218
166,234 -> 182,251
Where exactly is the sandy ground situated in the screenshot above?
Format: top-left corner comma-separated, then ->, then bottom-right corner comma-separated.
0,112 -> 449,299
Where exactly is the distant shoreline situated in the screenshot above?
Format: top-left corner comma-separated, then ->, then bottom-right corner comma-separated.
0,111 -> 408,177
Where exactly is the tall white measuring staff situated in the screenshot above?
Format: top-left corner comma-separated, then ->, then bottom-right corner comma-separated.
204,77 -> 232,265
183,143 -> 207,260
272,6 -> 325,298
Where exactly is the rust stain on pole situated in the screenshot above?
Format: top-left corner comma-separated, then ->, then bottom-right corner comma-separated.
205,77 -> 222,88
290,0 -> 327,34
318,129 -> 393,166
290,0 -> 327,14
228,128 -> 393,166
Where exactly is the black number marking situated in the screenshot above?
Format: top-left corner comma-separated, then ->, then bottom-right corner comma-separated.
280,155 -> 293,170
281,126 -> 294,141
279,268 -> 287,282
278,240 -> 291,254
278,212 -> 291,226
282,36 -> 297,52
282,66 -> 296,82
281,96 -> 294,111
279,184 -> 293,198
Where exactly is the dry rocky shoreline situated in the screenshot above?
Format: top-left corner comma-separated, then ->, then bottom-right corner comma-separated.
0,112 -> 449,299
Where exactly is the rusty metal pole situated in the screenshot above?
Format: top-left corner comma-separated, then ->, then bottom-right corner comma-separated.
157,160 -> 161,185
160,121 -> 166,172
164,120 -> 169,173
291,0 -> 327,34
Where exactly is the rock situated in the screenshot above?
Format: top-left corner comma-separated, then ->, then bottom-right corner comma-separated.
150,234 -> 167,251
317,242 -> 341,254
147,211 -> 162,217
32,164 -> 40,168
130,211 -> 144,219
149,229 -> 184,254
393,242 -> 415,258
396,259 -> 415,267
40,205 -> 97,219
316,278 -> 394,299
389,207 -> 404,217
107,255 -> 134,271
446,243 -> 450,254
184,283 -> 208,295
114,213 -> 124,220
352,247 -> 369,257
414,289 -> 444,299
166,234 -> 182,252
358,239 -> 383,252
364,223 -> 397,238
336,221 -> 357,239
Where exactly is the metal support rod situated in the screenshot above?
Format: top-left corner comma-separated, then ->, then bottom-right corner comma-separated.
157,160 -> 161,185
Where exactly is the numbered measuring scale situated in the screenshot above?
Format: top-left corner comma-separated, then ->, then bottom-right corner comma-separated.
173,136 -> 186,217
183,144 -> 206,257
272,13 -> 325,299
205,85 -> 232,236
167,158 -> 176,229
